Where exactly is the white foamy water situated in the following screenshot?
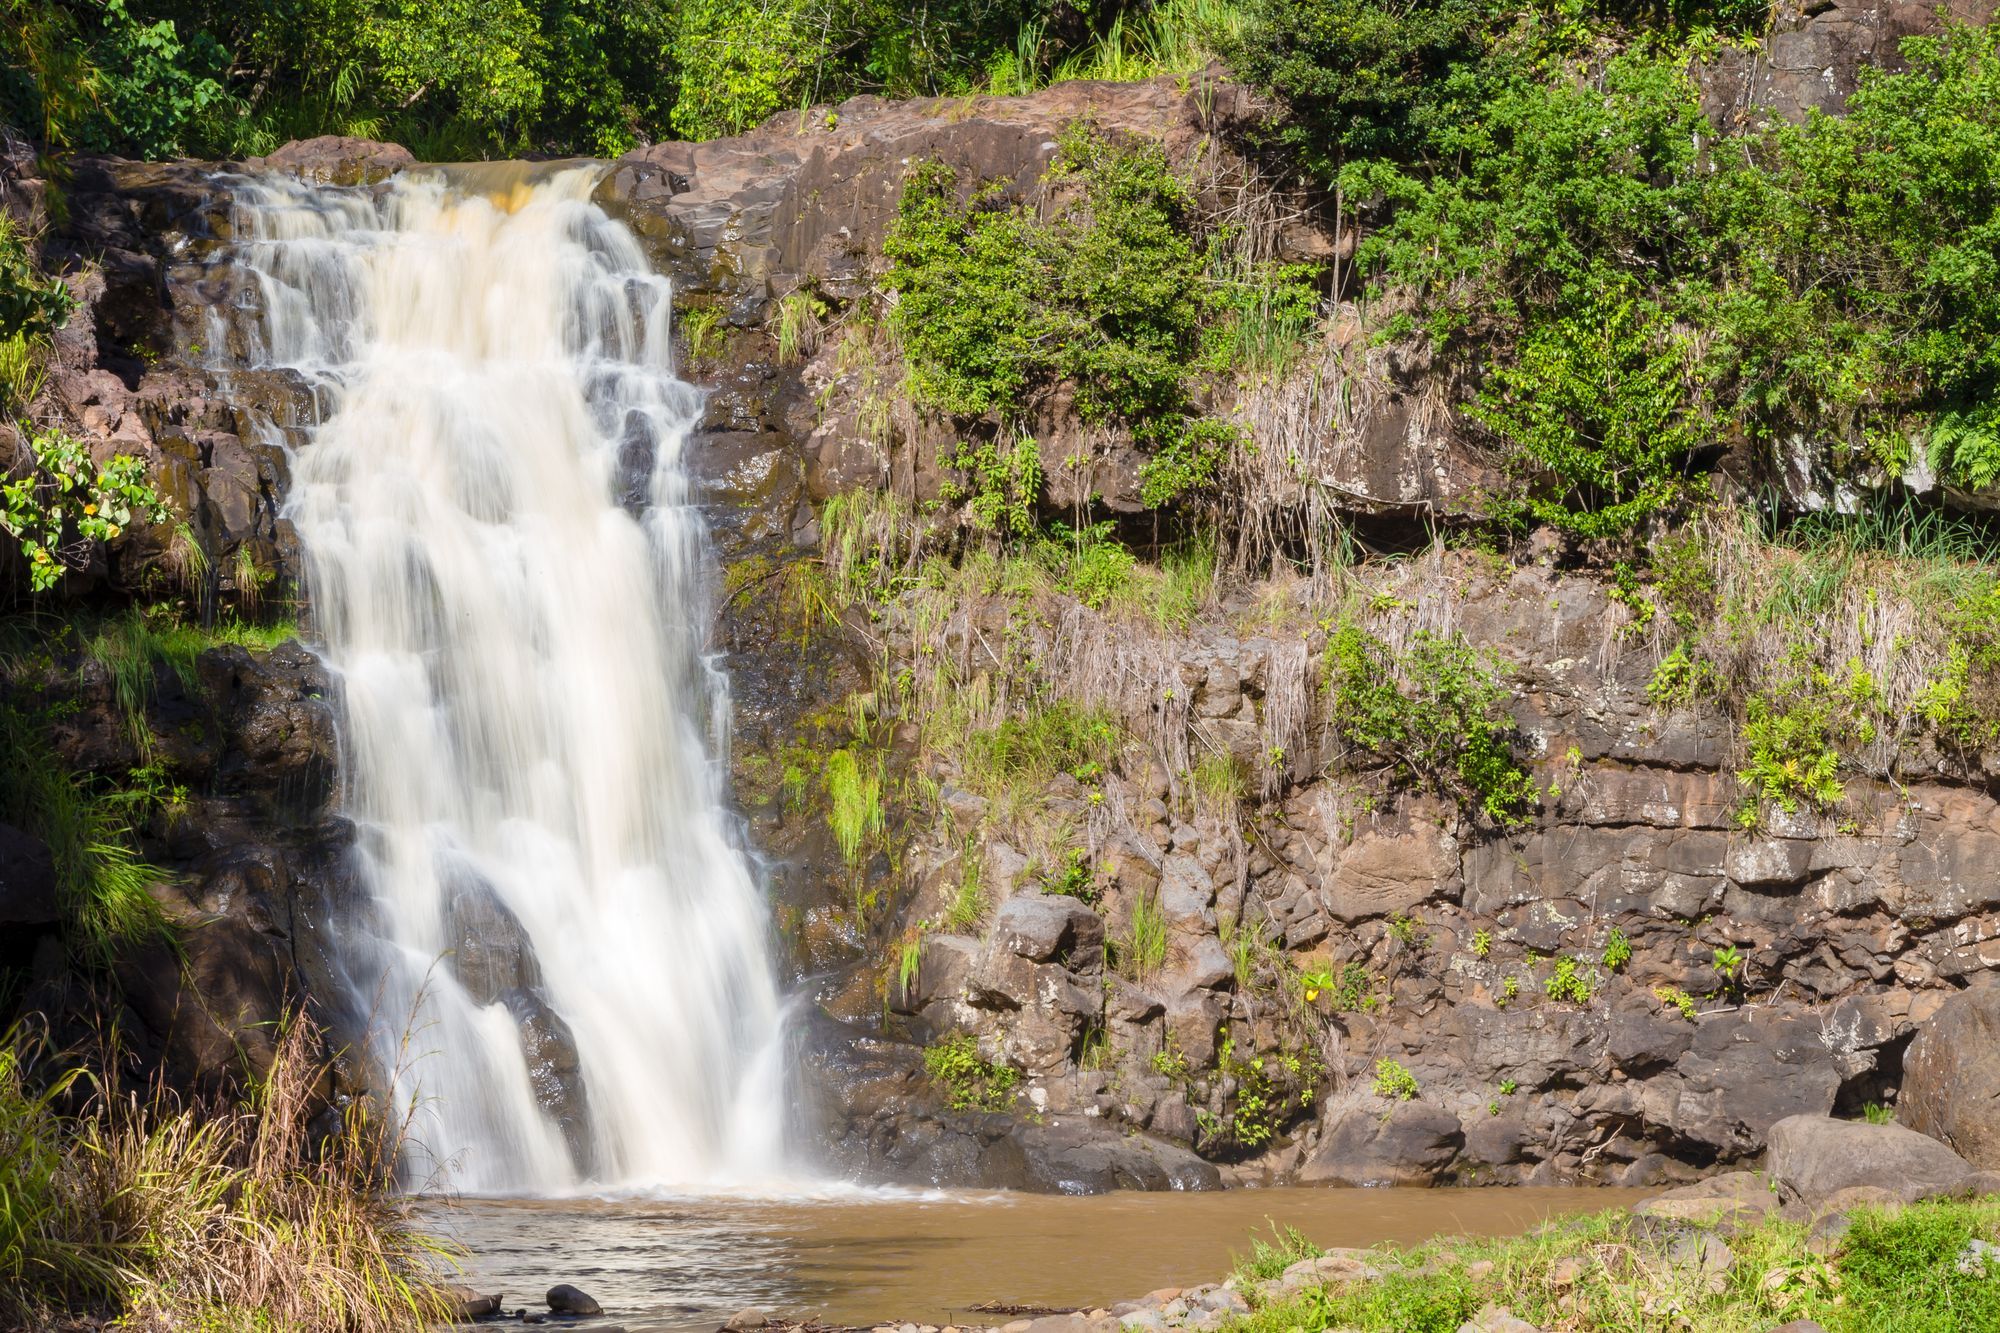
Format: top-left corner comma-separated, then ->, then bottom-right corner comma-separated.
215,165 -> 788,1194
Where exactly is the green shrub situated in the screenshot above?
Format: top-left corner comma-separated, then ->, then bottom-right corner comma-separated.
1042,847 -> 1102,903
1472,286 -> 1707,536
1116,889 -> 1169,980
670,0 -> 830,138
1234,1221 -> 1322,1283
965,700 -> 1119,784
883,124 -> 1240,512
823,746 -> 886,868
1838,1200 -> 2000,1332
0,704 -> 169,966
923,1032 -> 1020,1112
0,216 -> 72,344
1543,955 -> 1593,1004
1735,667 -> 1852,819
1601,927 -> 1631,972
1372,1057 -> 1418,1100
1,429 -> 168,593
1323,621 -> 1536,823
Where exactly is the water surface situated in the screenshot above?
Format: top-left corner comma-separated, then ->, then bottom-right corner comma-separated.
436,1186 -> 1647,1329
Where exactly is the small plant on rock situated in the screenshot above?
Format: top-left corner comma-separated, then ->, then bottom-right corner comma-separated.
1471,928 -> 1492,958
1601,927 -> 1632,972
923,1033 -> 1020,1112
1544,955 -> 1594,1004
1654,984 -> 1699,1021
1373,1058 -> 1419,1101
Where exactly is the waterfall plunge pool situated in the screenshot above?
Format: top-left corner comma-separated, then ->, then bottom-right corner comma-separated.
429,1186 -> 1649,1329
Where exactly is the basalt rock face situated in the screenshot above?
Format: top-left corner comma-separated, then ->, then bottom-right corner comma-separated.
1697,0 -> 1999,126
613,76 -> 2000,1190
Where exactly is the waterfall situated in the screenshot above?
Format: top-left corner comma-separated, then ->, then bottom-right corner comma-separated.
215,164 -> 789,1194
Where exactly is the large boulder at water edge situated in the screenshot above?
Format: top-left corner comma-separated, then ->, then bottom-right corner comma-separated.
1764,1114 -> 1976,1207
1902,985 -> 2000,1169
1298,1102 -> 1465,1186
546,1283 -> 603,1315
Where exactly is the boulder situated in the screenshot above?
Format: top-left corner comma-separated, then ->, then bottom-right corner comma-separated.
546,1283 -> 603,1316
1631,1171 -> 1779,1232
988,891 -> 1103,965
1299,1103 -> 1464,1186
1765,1114 -> 1975,1207
1901,984 -> 2000,1168
254,136 -> 416,185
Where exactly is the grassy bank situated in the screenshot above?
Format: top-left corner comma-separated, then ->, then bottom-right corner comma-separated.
0,1018 -> 454,1333
1231,1196 -> 2000,1333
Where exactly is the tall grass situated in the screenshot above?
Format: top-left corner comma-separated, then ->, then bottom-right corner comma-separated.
824,746 -> 886,869
0,1018 -> 456,1331
991,0 -> 1246,94
86,608 -> 298,752
0,704 -> 169,967
1117,889 -> 1169,980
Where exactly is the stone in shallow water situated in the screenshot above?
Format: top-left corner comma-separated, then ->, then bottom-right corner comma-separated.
546,1283 -> 603,1316
723,1310 -> 771,1331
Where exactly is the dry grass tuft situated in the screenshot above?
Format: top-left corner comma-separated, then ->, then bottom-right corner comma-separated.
0,1015 -> 456,1333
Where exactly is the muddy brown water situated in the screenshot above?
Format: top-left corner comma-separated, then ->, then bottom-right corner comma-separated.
433,1187 -> 1648,1330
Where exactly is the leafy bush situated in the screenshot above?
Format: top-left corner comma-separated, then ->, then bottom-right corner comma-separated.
1323,620 -> 1536,823
1735,663 -> 1859,819
1543,955 -> 1593,1004
0,216 -> 72,344
923,1032 -> 1020,1112
884,124 -> 1241,512
2,429 -> 168,593
0,704 -> 168,964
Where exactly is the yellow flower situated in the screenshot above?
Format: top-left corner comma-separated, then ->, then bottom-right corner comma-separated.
83,503 -> 97,515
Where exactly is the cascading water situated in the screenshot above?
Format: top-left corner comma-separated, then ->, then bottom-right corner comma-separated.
213,164 -> 788,1194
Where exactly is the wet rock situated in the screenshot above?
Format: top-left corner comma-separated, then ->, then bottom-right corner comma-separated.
1901,984 -> 2000,1168
0,822 -> 57,926
545,1283 -> 603,1316
723,1309 -> 771,1330
1765,1114 -> 1976,1208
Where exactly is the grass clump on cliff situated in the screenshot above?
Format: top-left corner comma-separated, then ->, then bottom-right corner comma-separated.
0,1017 -> 455,1332
0,702 -> 168,968
1227,1197 -> 2000,1333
